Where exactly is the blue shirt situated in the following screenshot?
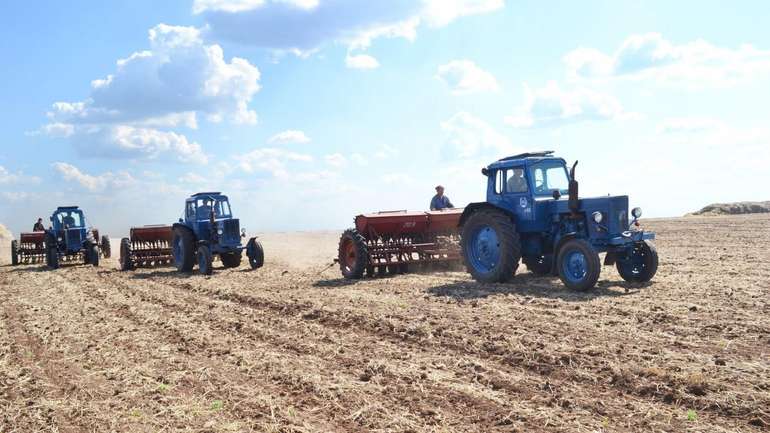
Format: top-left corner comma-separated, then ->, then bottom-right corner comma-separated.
430,194 -> 454,210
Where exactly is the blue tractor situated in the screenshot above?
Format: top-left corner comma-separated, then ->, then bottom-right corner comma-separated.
172,192 -> 264,275
459,151 -> 658,291
45,206 -> 111,269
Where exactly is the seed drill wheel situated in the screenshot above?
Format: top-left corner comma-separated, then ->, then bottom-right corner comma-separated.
246,238 -> 264,270
616,240 -> 658,283
11,240 -> 19,266
119,238 -> 135,271
338,229 -> 368,279
172,227 -> 195,272
557,238 -> 600,291
460,209 -> 521,283
101,235 -> 111,258
197,244 -> 213,276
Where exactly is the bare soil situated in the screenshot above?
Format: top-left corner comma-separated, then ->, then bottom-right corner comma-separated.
1,215 -> 768,432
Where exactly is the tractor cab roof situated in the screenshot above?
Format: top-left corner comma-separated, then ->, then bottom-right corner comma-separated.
55,206 -> 81,212
487,151 -> 566,170
187,192 -> 228,202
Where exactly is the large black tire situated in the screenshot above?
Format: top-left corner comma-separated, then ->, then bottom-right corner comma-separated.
524,255 -> 553,276
460,209 -> 521,283
246,238 -> 264,270
120,238 -> 134,271
221,251 -> 242,268
11,240 -> 19,266
197,244 -> 213,276
557,238 -> 601,291
48,244 -> 60,270
616,240 -> 658,283
90,245 -> 100,267
101,235 -> 111,259
173,227 -> 195,272
338,229 -> 369,279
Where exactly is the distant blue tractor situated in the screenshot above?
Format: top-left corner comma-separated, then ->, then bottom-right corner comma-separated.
459,151 -> 658,290
172,192 -> 264,275
45,206 -> 111,269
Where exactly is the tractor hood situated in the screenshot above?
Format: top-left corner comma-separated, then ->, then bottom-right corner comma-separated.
550,195 -> 630,234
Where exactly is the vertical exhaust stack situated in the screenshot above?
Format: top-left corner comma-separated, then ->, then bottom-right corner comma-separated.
568,161 -> 579,215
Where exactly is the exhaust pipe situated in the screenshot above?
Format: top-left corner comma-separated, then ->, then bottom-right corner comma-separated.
568,161 -> 579,215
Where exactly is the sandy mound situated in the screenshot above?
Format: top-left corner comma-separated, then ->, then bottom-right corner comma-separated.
688,201 -> 770,216
0,223 -> 11,241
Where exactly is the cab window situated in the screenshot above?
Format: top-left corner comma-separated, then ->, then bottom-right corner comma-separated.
506,167 -> 528,193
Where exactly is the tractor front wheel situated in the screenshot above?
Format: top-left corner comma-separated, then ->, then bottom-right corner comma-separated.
338,229 -> 368,279
197,244 -> 213,276
246,238 -> 264,270
557,239 -> 600,291
616,240 -> 658,283
120,238 -> 134,271
221,251 -> 242,268
172,227 -> 195,272
90,245 -> 100,267
11,240 -> 19,266
460,209 -> 521,283
101,235 -> 111,258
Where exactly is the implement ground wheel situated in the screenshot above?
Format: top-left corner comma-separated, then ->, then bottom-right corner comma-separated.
120,238 -> 134,271
338,229 -> 368,279
101,235 -> 111,258
11,240 -> 19,266
172,227 -> 195,272
616,240 -> 658,283
557,238 -> 601,291
524,255 -> 553,276
461,209 -> 521,283
221,251 -> 242,268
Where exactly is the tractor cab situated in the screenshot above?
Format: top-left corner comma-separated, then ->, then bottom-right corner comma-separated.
51,207 -> 86,230
184,192 -> 233,223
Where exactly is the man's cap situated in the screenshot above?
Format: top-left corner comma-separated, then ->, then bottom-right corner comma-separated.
435,185 -> 444,190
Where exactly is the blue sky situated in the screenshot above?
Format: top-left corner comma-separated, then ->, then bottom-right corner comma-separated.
2,0 -> 769,236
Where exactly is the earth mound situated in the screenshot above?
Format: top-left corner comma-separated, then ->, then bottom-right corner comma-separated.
688,201 -> 770,216
0,223 -> 11,240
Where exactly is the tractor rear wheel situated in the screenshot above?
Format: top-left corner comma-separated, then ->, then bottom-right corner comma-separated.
120,238 -> 134,271
338,229 -> 368,279
101,235 -> 111,258
557,239 -> 600,291
173,227 -> 195,272
11,240 -> 19,266
460,209 -> 521,283
246,238 -> 264,270
197,244 -> 213,276
47,237 -> 60,270
616,240 -> 658,283
221,251 -> 242,268
524,255 -> 553,276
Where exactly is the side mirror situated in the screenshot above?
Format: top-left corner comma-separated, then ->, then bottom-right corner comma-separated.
552,190 -> 561,200
481,167 -> 489,176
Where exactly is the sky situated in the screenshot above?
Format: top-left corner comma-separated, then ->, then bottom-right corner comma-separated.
1,0 -> 769,236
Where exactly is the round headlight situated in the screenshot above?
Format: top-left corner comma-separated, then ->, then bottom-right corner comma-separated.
592,211 -> 603,224
217,229 -> 224,235
631,207 -> 642,218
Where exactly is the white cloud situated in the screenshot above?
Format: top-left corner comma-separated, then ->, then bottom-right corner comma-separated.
195,0 -> 504,60
267,129 -> 311,144
345,54 -> 380,70
234,147 -> 313,179
324,153 -> 347,167
374,144 -> 398,159
43,24 -> 260,164
565,33 -> 770,87
382,172 -> 414,184
504,81 -> 630,128
0,166 -> 41,185
350,153 -> 368,165
656,117 -> 726,134
442,111 -> 513,158
436,60 -> 499,94
52,162 -> 137,193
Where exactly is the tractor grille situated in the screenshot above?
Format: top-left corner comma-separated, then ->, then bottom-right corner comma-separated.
65,228 -> 83,251
222,219 -> 240,244
607,196 -> 629,234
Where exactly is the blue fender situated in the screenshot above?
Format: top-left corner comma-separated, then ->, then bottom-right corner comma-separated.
459,202 -> 517,227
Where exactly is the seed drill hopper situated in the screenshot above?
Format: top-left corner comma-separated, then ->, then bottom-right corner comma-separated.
338,209 -> 463,278
120,225 -> 174,271
11,232 -> 47,265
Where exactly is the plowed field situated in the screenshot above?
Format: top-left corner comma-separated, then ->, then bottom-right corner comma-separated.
1,216 -> 768,432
